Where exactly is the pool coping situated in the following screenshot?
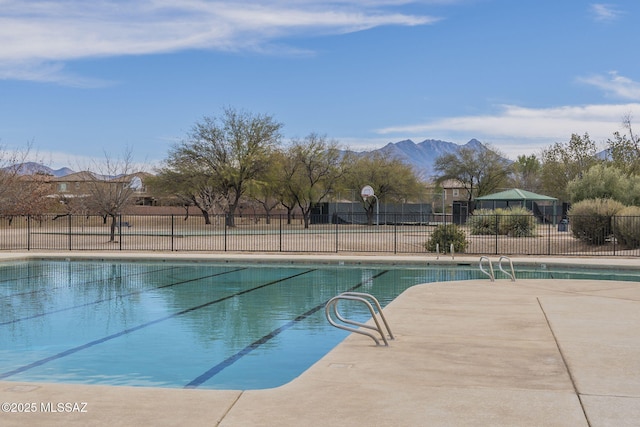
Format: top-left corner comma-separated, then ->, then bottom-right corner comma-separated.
1,251 -> 640,426
0,250 -> 639,269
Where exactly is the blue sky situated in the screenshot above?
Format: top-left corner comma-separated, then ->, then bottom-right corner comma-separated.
1,0 -> 639,170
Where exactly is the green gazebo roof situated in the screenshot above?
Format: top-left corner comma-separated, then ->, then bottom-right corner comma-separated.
475,189 -> 557,201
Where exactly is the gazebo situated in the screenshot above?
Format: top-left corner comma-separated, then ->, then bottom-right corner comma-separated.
474,189 -> 559,224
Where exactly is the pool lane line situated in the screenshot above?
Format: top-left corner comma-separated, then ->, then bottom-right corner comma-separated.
184,269 -> 390,389
0,267 -> 248,326
0,268 -> 317,380
0,264 -> 180,301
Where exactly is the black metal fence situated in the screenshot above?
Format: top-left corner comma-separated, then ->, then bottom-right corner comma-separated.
0,213 -> 638,256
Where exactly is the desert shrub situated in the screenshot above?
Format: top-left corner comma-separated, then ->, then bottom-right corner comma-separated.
469,207 -> 537,237
497,206 -> 538,237
567,164 -> 640,205
613,206 -> 640,249
568,198 -> 625,245
425,224 -> 469,253
468,209 -> 499,235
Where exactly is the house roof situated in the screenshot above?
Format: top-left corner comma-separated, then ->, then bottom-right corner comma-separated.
51,171 -> 152,182
437,179 -> 467,189
475,189 -> 557,201
52,171 -> 99,181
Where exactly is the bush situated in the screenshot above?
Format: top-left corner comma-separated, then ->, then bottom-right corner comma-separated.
568,198 -> 625,245
468,207 -> 537,237
613,206 -> 640,249
497,206 -> 538,237
425,224 -> 469,253
468,209 -> 498,235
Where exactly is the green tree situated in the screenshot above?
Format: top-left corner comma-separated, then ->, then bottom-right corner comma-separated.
148,163 -> 219,224
567,164 -> 640,206
510,154 -> 541,192
607,115 -> 640,175
433,145 -> 510,202
168,108 -> 283,226
540,133 -> 600,200
343,152 -> 425,225
283,133 -> 347,229
245,150 -> 284,224
273,148 -> 299,225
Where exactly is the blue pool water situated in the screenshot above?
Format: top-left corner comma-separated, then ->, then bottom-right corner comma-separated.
0,260 -> 639,390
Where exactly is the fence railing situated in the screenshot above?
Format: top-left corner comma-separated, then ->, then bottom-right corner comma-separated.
0,213 -> 638,256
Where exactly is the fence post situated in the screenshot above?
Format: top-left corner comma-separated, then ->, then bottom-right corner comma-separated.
394,213 -> 397,254
494,214 -> 499,255
612,215 -> 616,256
68,214 -> 72,251
335,213 -> 339,253
27,215 -> 31,251
547,221 -> 550,255
279,214 -> 283,252
171,214 -> 175,252
118,214 -> 123,251
224,214 -> 227,252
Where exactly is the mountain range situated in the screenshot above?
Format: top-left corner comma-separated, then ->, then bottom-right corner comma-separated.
5,138 -> 486,179
375,138 -> 486,179
3,163 -> 74,177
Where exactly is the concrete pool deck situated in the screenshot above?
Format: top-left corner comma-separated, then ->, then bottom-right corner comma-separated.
1,252 -> 639,426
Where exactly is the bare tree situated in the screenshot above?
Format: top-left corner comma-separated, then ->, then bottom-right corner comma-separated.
84,148 -> 140,242
4,172 -> 57,224
0,140 -> 42,222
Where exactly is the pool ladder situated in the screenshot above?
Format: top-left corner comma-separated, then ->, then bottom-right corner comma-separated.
325,292 -> 394,346
479,256 -> 516,282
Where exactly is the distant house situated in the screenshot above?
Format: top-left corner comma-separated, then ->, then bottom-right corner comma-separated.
109,172 -> 155,206
41,171 -> 155,209
437,179 -> 470,204
426,179 -> 472,223
51,171 -> 97,198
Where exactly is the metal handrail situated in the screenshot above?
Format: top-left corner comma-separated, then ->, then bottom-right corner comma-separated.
325,292 -> 394,346
497,256 -> 516,281
340,292 -> 394,340
435,243 -> 455,260
479,256 -> 495,281
479,256 -> 516,282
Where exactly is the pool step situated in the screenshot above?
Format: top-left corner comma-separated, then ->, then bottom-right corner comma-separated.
325,292 -> 394,346
479,256 -> 516,282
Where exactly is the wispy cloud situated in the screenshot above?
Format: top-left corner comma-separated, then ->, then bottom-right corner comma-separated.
590,3 -> 622,23
0,60 -> 114,88
374,103 -> 640,156
0,0 -> 439,85
578,72 -> 640,101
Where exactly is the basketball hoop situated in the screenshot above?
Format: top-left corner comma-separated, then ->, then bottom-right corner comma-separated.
360,185 -> 379,226
361,185 -> 374,199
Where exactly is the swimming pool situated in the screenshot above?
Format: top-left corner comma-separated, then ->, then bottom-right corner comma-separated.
1,259 -> 639,390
